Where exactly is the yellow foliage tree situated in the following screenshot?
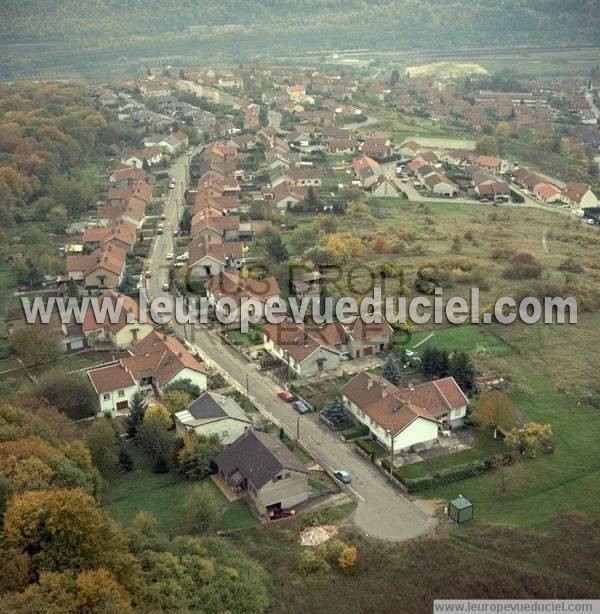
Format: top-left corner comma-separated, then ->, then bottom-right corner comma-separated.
338,546 -> 357,571
371,234 -> 390,254
144,403 -> 172,429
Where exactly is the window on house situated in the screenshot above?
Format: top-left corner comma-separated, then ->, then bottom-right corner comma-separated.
221,430 -> 229,438
118,390 -> 125,397
103,393 -> 110,401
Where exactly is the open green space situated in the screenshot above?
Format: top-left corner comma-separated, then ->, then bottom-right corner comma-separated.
102,441 -> 257,534
407,325 -> 510,358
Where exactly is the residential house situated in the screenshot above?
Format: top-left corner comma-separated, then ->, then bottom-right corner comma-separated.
215,429 -> 310,515
562,182 -> 598,208
341,371 -> 469,454
66,245 -> 127,289
327,138 -> 358,154
191,213 -> 241,242
82,290 -> 153,349
174,391 -> 252,446
205,272 -> 281,323
473,155 -> 509,173
88,362 -> 139,413
188,236 -> 245,278
423,173 -> 458,197
397,140 -> 420,158
122,331 -> 208,395
370,174 -> 398,197
475,181 -> 511,201
352,154 -> 382,188
534,183 -> 562,203
439,149 -> 472,167
285,168 -> 323,188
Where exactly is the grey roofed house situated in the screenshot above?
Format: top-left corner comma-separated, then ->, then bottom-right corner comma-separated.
215,429 -> 309,490
177,391 -> 250,426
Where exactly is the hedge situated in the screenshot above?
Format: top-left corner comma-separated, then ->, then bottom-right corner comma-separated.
354,437 -> 377,461
381,452 -> 515,493
341,424 -> 370,441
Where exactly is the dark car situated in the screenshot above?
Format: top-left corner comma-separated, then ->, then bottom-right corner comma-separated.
292,400 -> 310,414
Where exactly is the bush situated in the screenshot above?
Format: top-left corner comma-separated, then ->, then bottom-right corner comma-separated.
381,453 -> 515,492
341,424 -> 369,441
354,437 -> 377,461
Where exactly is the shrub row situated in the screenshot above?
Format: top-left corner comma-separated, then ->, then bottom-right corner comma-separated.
381,452 -> 514,493
354,436 -> 378,461
341,424 -> 370,441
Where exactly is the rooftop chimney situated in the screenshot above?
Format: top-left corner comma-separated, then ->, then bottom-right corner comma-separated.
381,383 -> 388,398
366,378 -> 373,390
408,382 -> 414,391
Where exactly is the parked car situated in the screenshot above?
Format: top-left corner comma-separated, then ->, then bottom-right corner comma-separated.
269,508 -> 296,520
277,389 -> 294,402
160,213 -> 166,220
169,182 -> 175,189
333,470 -> 351,484
176,252 -> 189,261
144,270 -> 152,279
292,400 -> 310,414
156,228 -> 163,235
161,283 -> 170,292
166,252 -> 174,260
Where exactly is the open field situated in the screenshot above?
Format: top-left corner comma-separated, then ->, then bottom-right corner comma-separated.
229,506 -> 600,613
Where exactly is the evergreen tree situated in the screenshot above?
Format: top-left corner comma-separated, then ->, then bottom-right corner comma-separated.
449,351 -> 475,389
118,448 -> 134,472
381,355 -> 402,386
265,232 -> 288,261
125,392 -> 147,438
152,453 -> 169,473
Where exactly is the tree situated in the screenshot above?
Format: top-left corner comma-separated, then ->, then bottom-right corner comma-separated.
85,417 -> 119,474
322,396 -> 347,424
389,69 -> 400,87
475,135 -> 498,156
132,510 -> 159,538
381,354 -> 402,386
371,234 -> 390,254
2,489 -> 141,590
47,204 -> 68,233
338,546 -> 357,572
472,390 -> 516,438
506,423 -> 554,458
139,406 -> 174,463
124,392 -> 147,438
177,432 -> 222,480
144,403 -> 172,429
449,351 -> 475,389
8,325 -> 61,369
490,453 -> 529,495
118,448 -> 134,472
185,483 -> 221,534
420,347 -> 449,379
164,379 -> 201,398
264,232 -> 288,262
39,369 -> 97,420
306,187 -> 322,212
162,390 -> 192,416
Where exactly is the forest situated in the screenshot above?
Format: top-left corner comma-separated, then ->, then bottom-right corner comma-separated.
1,0 -> 599,51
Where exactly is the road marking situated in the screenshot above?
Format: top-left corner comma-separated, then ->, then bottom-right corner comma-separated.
347,485 -> 365,502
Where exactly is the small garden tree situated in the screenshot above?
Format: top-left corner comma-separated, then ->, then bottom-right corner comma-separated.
472,390 -> 516,438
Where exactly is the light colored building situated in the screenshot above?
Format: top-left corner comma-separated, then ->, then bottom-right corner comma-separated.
88,362 -> 139,413
174,391 -> 252,445
341,371 -> 470,454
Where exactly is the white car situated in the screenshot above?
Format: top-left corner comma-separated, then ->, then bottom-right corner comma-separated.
166,252 -> 174,260
176,252 -> 189,261
169,182 -> 175,189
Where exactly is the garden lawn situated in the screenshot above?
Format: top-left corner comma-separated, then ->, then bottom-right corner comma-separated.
395,428 -> 509,481
408,325 -> 510,358
102,441 -> 256,533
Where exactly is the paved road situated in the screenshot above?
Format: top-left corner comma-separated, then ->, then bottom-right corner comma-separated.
145,150 -> 436,542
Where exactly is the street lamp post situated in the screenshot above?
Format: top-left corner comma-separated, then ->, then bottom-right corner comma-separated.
387,429 -> 394,477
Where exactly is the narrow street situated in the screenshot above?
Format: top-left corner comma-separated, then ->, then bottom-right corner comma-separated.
145,149 -> 437,542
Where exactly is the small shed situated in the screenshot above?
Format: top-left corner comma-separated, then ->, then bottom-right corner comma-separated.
448,496 -> 473,524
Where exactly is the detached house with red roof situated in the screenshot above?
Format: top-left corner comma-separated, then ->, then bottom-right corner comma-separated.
562,182 -> 598,208
87,331 -> 209,414
341,371 -> 470,454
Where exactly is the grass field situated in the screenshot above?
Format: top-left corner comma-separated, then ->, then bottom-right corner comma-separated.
102,442 -> 257,534
407,325 -> 510,358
